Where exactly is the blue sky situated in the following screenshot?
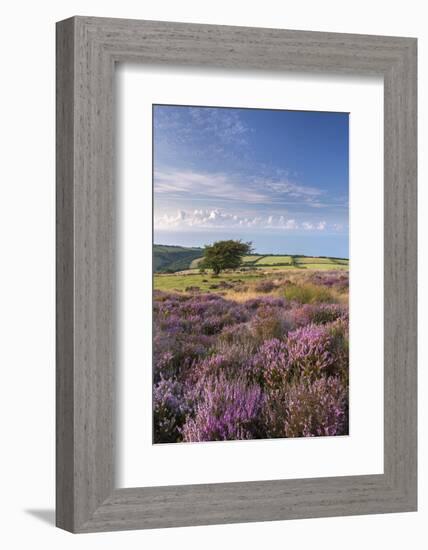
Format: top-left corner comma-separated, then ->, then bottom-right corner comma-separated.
153,105 -> 349,258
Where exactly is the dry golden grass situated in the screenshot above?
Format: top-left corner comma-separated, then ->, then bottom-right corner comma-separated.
154,267 -> 349,307
219,271 -> 348,304
224,289 -> 267,302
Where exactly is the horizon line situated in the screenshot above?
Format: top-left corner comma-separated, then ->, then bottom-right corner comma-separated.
153,243 -> 349,261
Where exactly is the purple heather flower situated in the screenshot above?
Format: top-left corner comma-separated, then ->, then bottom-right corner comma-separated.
286,324 -> 335,379
251,338 -> 289,389
283,377 -> 348,437
181,374 -> 265,442
152,287 -> 349,443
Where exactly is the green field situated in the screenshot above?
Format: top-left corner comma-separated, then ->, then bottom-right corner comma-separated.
255,255 -> 292,265
240,255 -> 348,270
242,255 -> 264,264
154,245 -> 349,277
297,263 -> 348,270
154,259 -> 348,293
296,257 -> 333,265
295,257 -> 349,270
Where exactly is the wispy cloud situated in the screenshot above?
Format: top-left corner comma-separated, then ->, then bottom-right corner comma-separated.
153,105 -> 349,256
154,170 -> 268,204
154,169 -> 330,207
154,105 -> 250,150
263,179 -> 322,199
188,107 -> 250,145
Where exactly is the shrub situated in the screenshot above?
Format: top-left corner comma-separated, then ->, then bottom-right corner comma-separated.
244,295 -> 287,310
262,376 -> 348,439
191,345 -> 251,383
233,285 -> 249,293
250,306 -> 290,342
290,303 -> 347,327
286,324 -> 335,380
152,282 -> 349,444
218,323 -> 251,345
153,377 -> 192,443
284,283 -> 334,304
251,338 -> 289,388
282,377 -> 348,437
326,318 -> 349,382
255,280 -> 276,293
309,271 -> 349,291
153,331 -> 214,383
181,374 -> 265,442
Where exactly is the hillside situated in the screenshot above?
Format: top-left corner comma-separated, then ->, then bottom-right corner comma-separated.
153,244 -> 203,273
190,254 -> 348,270
154,245 -> 349,274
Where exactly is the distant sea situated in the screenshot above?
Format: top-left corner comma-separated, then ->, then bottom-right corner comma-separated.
154,230 -> 349,259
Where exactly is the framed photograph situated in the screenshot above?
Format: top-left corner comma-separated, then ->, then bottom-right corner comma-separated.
151,104 -> 351,446
56,16 -> 417,532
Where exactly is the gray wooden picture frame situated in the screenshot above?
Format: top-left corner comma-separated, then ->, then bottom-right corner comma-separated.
56,16 -> 417,533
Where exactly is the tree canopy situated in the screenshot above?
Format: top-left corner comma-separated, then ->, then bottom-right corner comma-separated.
200,239 -> 253,275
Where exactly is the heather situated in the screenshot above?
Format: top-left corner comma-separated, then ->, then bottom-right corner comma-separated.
153,270 -> 349,444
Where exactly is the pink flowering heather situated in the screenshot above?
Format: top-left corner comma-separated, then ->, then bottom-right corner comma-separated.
152,288 -> 349,443
290,303 -> 348,327
308,271 -> 349,291
251,338 -> 289,389
286,324 -> 335,380
181,374 -> 265,442
153,376 -> 193,443
250,305 -> 290,342
283,377 -> 348,437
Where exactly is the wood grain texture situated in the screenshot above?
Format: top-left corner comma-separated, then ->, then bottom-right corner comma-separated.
56,18 -> 75,532
56,16 -> 417,533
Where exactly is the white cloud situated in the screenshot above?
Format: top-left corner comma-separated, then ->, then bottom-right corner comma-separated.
301,220 -> 326,231
284,219 -> 298,230
154,208 -> 328,233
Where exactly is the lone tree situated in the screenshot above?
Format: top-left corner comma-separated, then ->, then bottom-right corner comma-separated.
200,239 -> 253,275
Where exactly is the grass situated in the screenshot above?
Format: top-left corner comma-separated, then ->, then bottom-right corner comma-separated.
296,256 -> 333,264
298,263 -> 348,271
181,254 -> 349,272
296,257 -> 348,270
255,255 -> 292,265
154,266 -> 349,305
154,252 -> 349,298
153,271 -> 264,293
189,257 -> 203,269
283,283 -> 335,304
242,255 -> 348,270
242,255 -> 264,264
254,265 -> 298,271
255,263 -> 347,272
